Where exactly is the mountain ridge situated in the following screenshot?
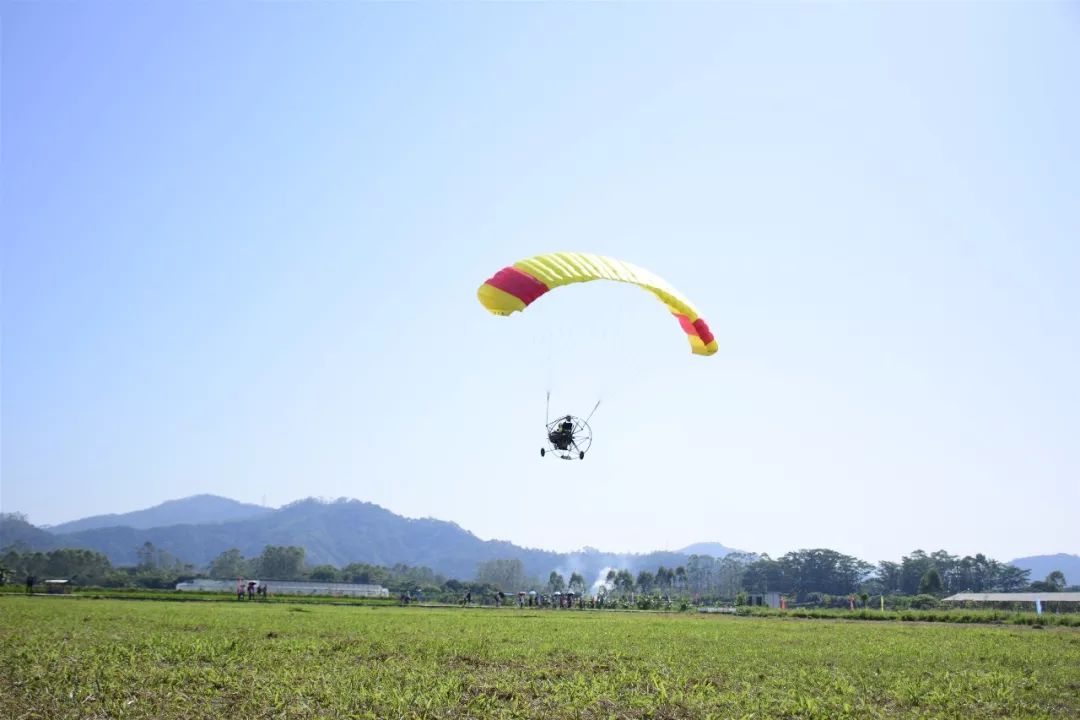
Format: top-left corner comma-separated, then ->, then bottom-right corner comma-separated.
678,542 -> 744,558
1009,553 -> 1080,585
48,494 -> 272,534
5,495 -> 1072,586
4,496 -> 722,581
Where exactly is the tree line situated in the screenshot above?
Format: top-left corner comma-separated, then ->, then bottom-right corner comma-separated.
2,540 -> 1073,603
456,549 -> 1073,603
1,543 -> 195,589
0,542 -> 449,596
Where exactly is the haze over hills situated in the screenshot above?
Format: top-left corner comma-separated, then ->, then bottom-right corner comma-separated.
47,494 -> 272,534
678,542 -> 745,558
1009,554 -> 1080,585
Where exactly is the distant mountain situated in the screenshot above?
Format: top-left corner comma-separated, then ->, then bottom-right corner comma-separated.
1010,554 -> 1080,585
678,542 -> 744,558
4,497 -> 708,583
48,494 -> 271,534
0,514 -> 60,551
19,495 -> 1075,590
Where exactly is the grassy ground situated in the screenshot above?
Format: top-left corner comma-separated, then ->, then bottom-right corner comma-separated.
2,596 -> 1078,719
738,605 -> 1080,627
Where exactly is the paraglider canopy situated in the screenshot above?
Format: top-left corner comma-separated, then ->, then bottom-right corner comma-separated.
477,251 -> 718,356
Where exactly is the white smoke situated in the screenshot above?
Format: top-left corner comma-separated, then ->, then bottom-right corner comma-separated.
590,566 -> 616,596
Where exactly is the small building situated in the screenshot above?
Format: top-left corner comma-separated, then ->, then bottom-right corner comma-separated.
44,579 -> 73,595
746,592 -> 783,608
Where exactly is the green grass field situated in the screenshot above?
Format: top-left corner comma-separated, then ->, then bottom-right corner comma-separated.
3,597 -> 1078,719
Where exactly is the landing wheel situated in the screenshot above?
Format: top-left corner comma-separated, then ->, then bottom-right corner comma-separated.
540,448 -> 546,457
579,451 -> 585,459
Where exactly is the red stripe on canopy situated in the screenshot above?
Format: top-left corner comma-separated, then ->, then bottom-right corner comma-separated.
692,318 -> 715,345
674,313 -> 697,336
483,267 -> 550,306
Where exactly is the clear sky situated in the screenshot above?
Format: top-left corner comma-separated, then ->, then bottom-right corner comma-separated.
3,3 -> 1078,564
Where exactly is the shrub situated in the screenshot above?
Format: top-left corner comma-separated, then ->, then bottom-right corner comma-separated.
909,594 -> 940,610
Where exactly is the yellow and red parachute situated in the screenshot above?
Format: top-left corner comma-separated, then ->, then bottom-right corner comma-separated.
477,251 -> 717,356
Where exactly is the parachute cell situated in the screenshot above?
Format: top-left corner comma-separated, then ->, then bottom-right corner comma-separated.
477,251 -> 717,356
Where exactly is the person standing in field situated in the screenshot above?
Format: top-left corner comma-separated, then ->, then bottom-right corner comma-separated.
237,577 -> 245,600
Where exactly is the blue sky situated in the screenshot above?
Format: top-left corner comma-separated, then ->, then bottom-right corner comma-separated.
3,3 -> 1078,564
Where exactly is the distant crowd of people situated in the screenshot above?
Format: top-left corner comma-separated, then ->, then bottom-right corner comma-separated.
236,578 -> 269,600
460,590 -> 607,609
